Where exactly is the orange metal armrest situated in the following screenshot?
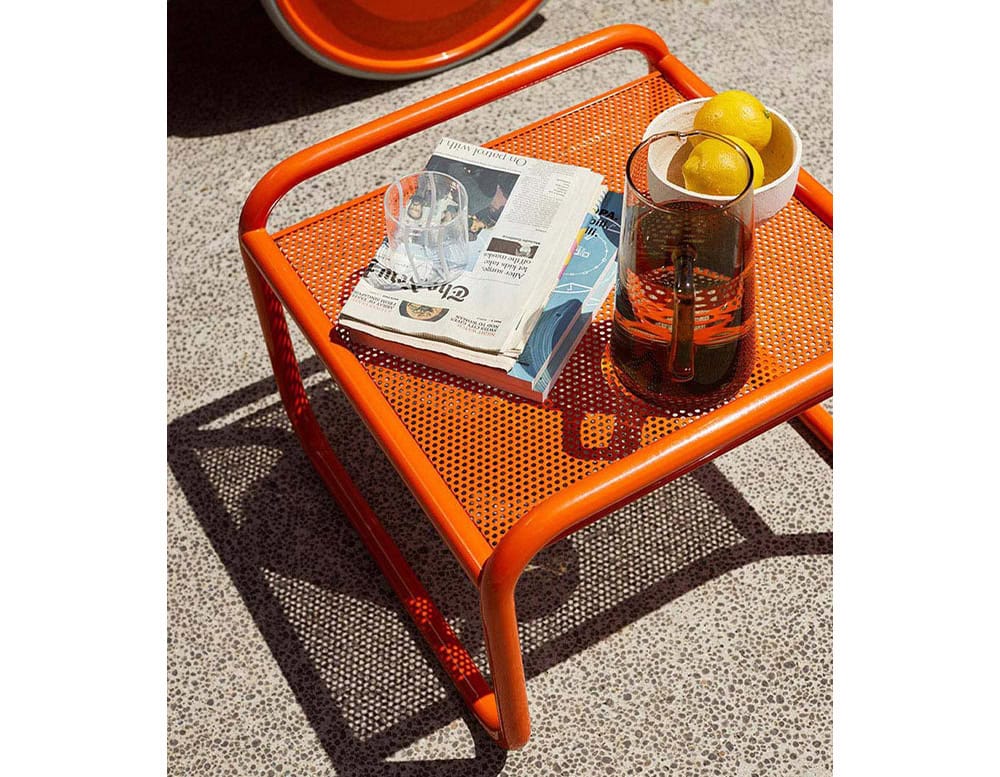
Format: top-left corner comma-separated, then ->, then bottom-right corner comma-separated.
239,24 -> 672,234
479,354 -> 831,746
488,354 -> 832,581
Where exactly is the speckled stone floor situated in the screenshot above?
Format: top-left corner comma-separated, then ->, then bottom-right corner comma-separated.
167,1 -> 832,774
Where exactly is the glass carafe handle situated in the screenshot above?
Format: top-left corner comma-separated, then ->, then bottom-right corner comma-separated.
668,245 -> 696,382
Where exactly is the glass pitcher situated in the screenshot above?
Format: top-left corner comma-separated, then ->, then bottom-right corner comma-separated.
610,130 -> 757,411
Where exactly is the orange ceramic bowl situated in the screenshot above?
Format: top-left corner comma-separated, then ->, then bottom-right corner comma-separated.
262,0 -> 548,79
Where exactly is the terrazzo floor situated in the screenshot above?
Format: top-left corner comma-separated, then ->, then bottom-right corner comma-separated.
167,1 -> 832,774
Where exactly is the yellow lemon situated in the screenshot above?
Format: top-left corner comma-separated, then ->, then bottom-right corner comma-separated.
692,90 -> 773,151
681,136 -> 764,196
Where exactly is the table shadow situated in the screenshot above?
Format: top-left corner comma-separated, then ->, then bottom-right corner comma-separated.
167,355 -> 831,774
168,0 -> 546,138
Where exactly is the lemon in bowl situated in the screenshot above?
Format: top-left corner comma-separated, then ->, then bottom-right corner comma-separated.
681,135 -> 765,196
691,90 -> 773,151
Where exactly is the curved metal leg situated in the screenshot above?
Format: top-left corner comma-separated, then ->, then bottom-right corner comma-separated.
241,250 -> 511,743
798,404 -> 833,449
479,564 -> 531,749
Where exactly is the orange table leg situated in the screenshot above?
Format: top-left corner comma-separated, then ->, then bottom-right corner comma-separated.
242,249 -> 508,740
479,558 -> 532,749
799,404 -> 834,450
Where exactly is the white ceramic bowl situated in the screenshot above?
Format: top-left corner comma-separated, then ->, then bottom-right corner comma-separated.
640,98 -> 802,224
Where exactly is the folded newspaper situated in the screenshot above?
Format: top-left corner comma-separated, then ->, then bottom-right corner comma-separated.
349,191 -> 622,401
338,138 -> 607,371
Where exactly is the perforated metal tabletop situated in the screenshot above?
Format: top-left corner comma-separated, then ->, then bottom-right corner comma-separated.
272,73 -> 833,549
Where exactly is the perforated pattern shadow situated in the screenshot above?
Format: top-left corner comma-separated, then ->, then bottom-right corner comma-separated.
274,74 -> 833,547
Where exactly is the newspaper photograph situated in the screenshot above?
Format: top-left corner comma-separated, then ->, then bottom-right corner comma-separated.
338,137 -> 606,369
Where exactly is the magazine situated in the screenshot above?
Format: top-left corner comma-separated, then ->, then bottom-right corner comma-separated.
338,138 -> 607,370
348,191 -> 622,401
509,190 -> 622,398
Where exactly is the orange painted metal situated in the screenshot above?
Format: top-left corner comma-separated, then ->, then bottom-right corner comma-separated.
241,249 -> 500,734
269,77 -> 831,549
240,24 -> 672,234
479,355 -> 832,745
238,25 -> 833,750
800,404 -> 834,449
242,228 -> 495,581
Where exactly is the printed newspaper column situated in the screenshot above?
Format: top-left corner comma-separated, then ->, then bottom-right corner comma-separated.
338,137 -> 607,370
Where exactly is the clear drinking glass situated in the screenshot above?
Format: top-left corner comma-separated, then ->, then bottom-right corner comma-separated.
380,171 -> 470,287
609,131 -> 757,411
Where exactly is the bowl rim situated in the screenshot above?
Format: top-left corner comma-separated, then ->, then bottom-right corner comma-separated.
642,97 -> 802,198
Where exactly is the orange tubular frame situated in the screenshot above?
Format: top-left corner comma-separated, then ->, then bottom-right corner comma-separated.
239,25 -> 833,750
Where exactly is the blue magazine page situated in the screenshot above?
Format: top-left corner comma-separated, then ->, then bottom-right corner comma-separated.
507,190 -> 623,394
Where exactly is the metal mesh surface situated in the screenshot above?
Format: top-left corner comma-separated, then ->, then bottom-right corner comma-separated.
274,74 -> 833,547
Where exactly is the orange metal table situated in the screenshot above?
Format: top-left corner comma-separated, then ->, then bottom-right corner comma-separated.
238,24 -> 832,750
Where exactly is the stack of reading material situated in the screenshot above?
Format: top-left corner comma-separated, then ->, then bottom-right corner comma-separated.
338,138 -> 621,401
